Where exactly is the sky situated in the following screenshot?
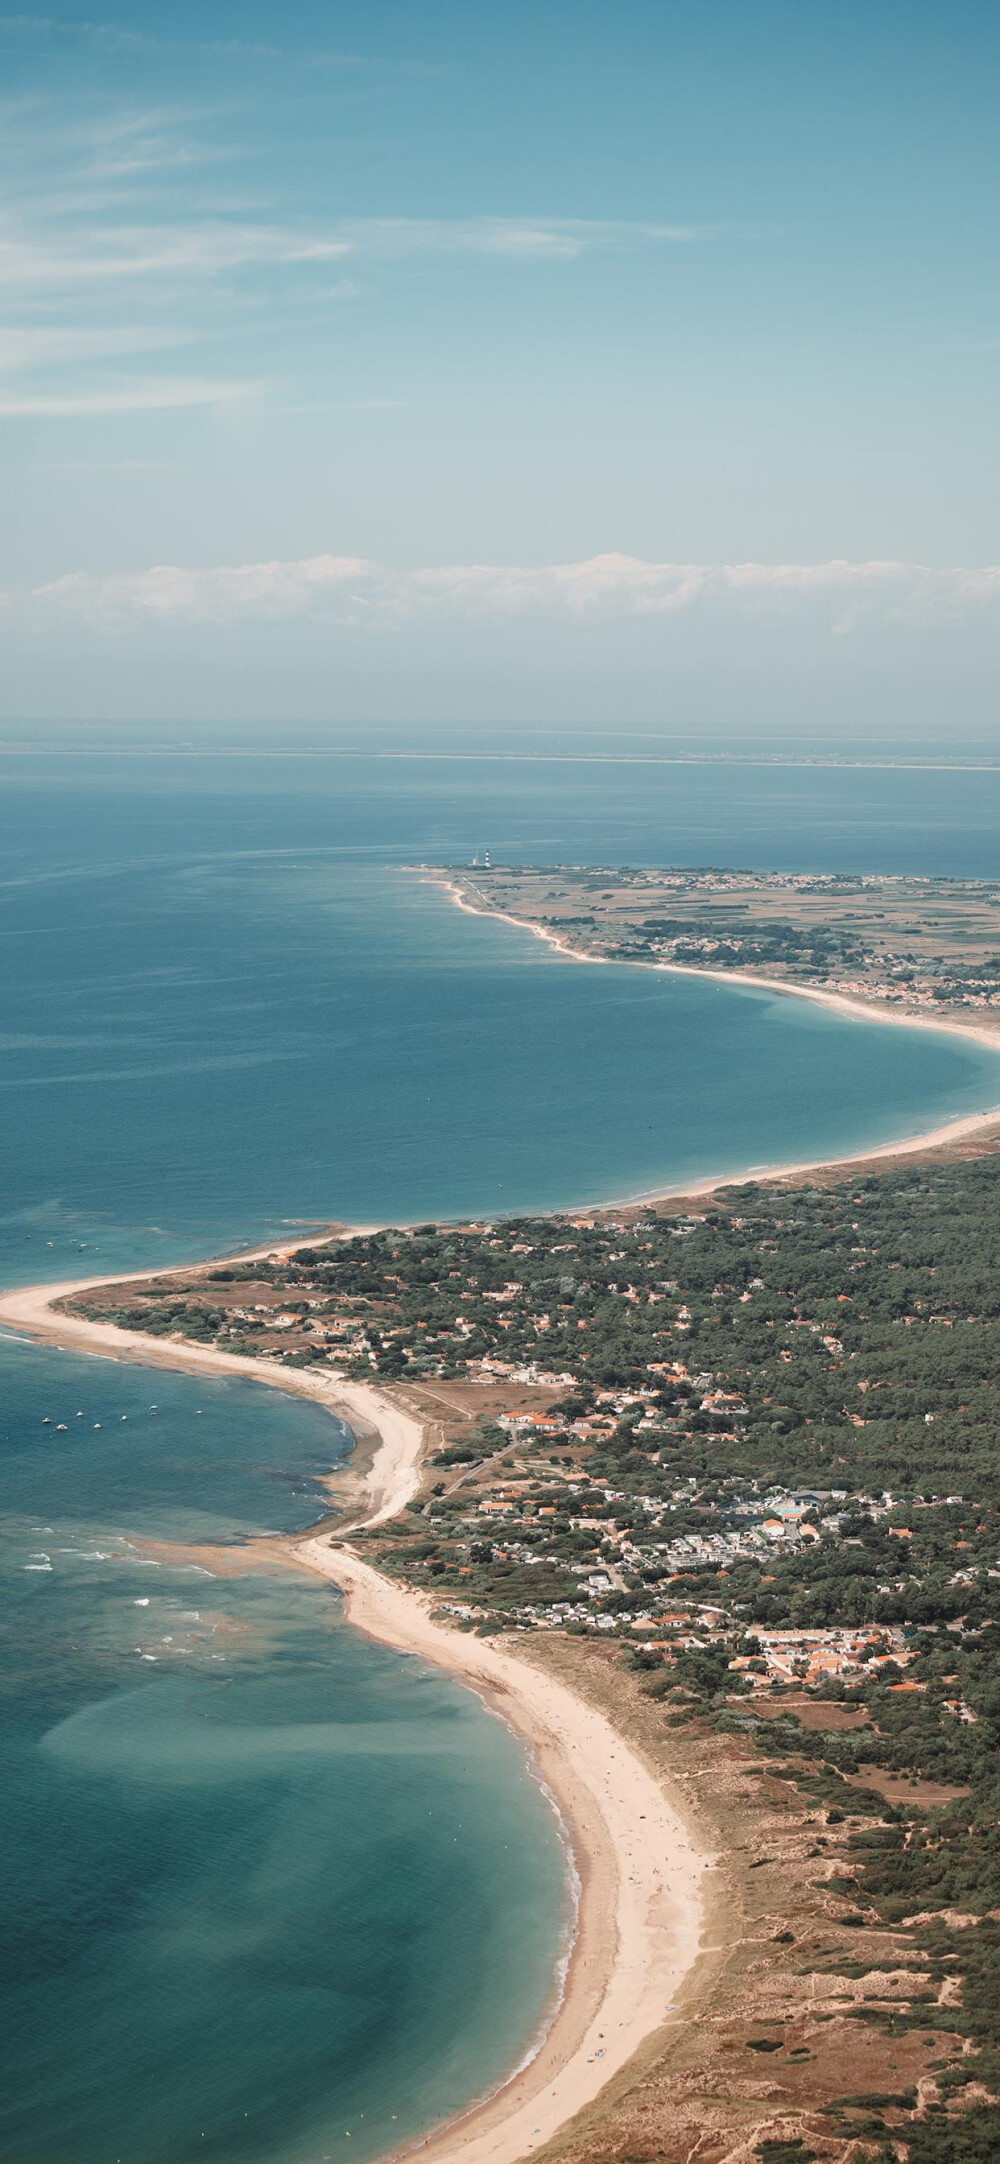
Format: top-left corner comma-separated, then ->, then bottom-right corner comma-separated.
3,0 -> 1000,734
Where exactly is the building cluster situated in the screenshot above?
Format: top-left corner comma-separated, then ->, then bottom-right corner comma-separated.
462,864 -> 1000,1024
78,1163 -> 1000,1742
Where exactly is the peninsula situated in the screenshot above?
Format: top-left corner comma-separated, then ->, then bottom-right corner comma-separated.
436,863 -> 1000,1035
13,1138 -> 1000,2164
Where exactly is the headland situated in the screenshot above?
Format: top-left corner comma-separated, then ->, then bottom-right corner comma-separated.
15,1141 -> 1000,2162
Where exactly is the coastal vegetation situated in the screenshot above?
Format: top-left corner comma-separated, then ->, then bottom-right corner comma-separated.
443,864 -> 1000,1027
67,1150 -> 1000,2160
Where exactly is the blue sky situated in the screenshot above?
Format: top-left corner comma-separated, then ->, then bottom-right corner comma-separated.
3,0 -> 1000,728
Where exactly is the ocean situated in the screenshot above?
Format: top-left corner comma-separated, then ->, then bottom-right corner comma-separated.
2,747 -> 999,2162
0,1340 -> 568,2164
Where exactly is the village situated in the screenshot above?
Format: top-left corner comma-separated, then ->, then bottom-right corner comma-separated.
68,1168 -> 999,1744
62,1152 -> 1000,2158
444,861 -> 1000,1025
395,1437 -> 951,1697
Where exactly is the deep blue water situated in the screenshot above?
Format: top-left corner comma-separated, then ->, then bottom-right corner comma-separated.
2,760 -> 1000,1280
2,748 -> 1000,2163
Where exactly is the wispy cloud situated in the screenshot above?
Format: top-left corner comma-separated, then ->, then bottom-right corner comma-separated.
0,323 -> 192,367
0,213 -> 700,293
0,196 -> 707,415
330,217 -> 706,261
23,552 -> 1000,629
0,221 -> 352,288
0,375 -> 253,415
0,52 -> 715,424
0,94 -> 237,190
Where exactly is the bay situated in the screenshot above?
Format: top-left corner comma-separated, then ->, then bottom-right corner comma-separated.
1,759 -> 999,1279
2,745 -> 999,2163
0,1335 -> 569,2164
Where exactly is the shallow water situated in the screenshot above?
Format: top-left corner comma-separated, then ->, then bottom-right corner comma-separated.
3,748 -> 999,2162
0,1334 -> 569,2164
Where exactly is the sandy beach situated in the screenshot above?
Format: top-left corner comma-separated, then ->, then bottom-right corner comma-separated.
299,1539 -> 708,2164
0,1270 -> 425,1526
0,1263 -> 711,2164
435,871 -> 1000,1196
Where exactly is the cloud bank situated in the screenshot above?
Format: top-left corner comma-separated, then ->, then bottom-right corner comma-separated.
25,552 -> 1000,632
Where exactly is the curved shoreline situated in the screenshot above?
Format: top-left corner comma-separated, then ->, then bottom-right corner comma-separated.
0,1269 -> 426,1527
0,1266 -> 710,2164
433,872 -> 1000,1199
299,1542 -> 707,2164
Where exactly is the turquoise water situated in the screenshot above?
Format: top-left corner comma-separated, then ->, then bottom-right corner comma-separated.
2,829 -> 999,1285
0,1337 -> 569,2164
3,749 -> 1000,2162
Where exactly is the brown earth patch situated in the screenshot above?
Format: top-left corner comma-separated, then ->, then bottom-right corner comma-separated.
750,1694 -> 872,1732
846,1764 -> 970,1809
512,1637 -> 969,2164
